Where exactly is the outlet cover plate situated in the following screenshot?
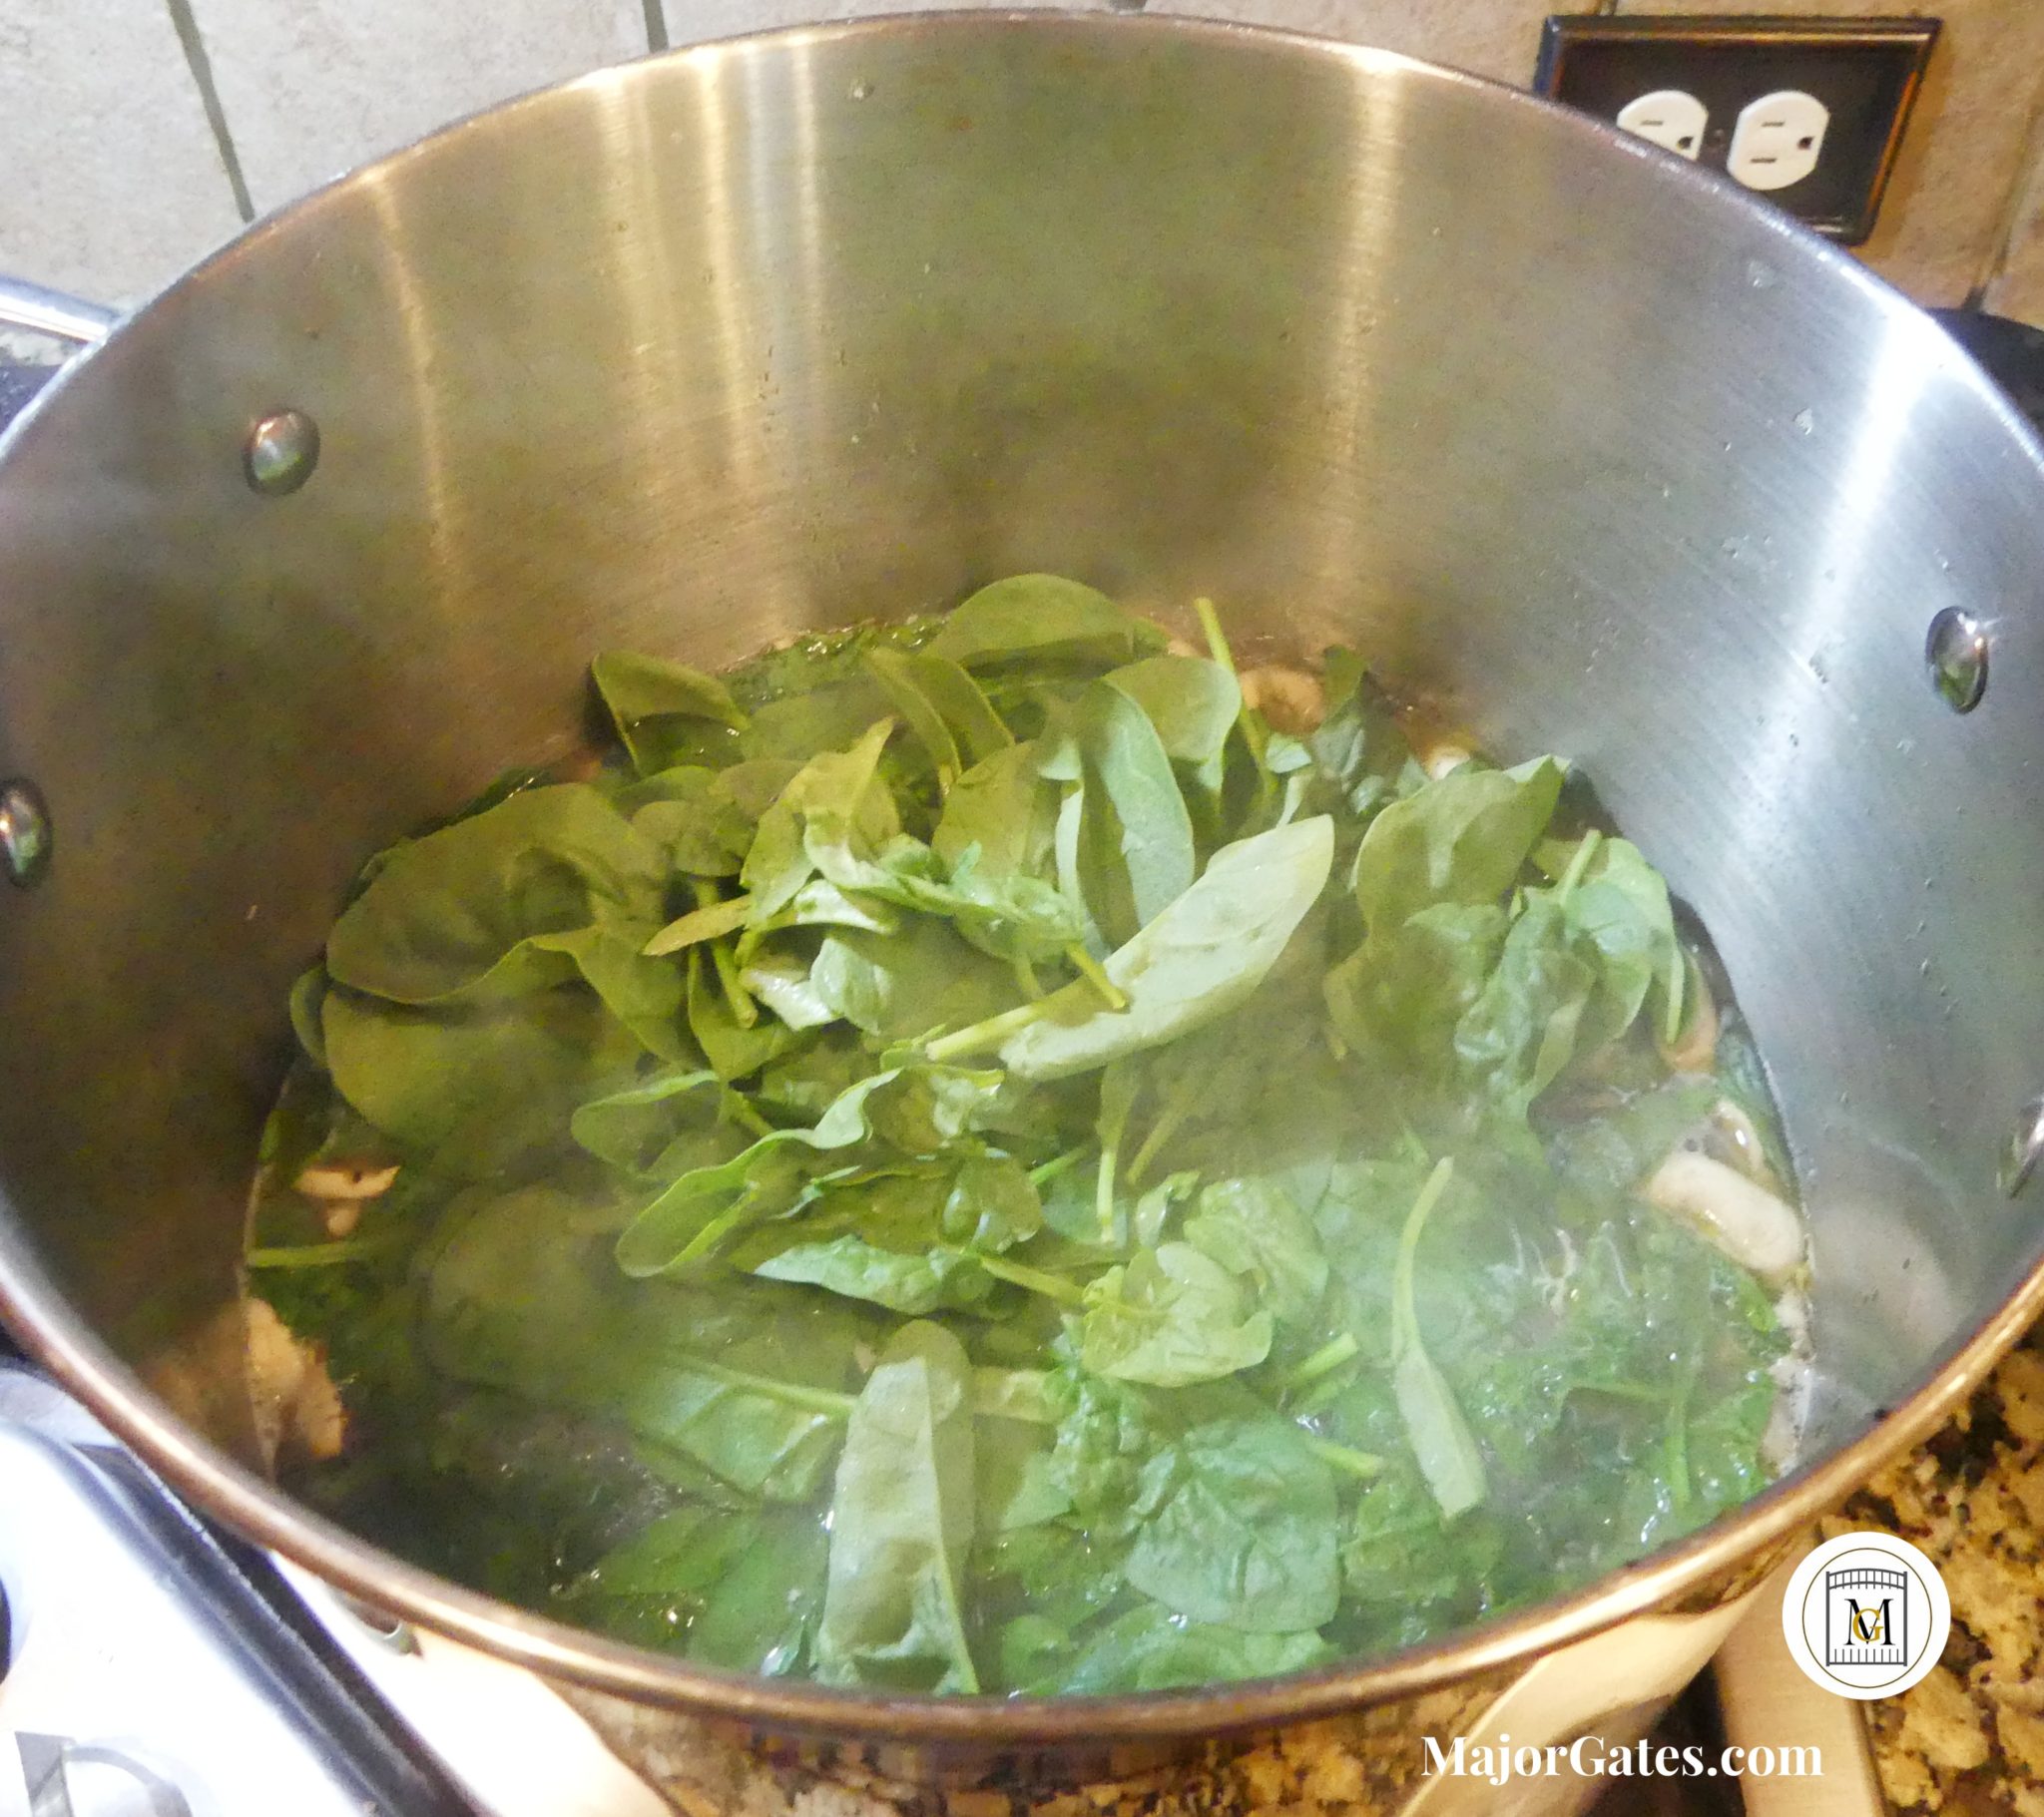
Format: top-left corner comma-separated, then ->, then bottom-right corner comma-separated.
1535,16 -> 1939,243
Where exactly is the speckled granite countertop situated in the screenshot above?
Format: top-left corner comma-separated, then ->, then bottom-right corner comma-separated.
1833,1325 -> 2044,1816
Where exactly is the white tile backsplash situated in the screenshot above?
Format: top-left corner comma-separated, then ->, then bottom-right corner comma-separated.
663,0 -> 1116,47
186,0 -> 648,214
1984,117 -> 2044,327
0,1 -> 2039,326
1145,0 -> 1554,86
0,0 -> 244,308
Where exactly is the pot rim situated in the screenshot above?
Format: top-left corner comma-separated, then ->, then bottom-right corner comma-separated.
4,5 -> 2043,1747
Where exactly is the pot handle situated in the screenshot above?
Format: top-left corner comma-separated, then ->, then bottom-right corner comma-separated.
0,274 -> 117,349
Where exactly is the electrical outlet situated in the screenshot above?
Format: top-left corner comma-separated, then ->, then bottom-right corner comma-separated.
1728,89 -> 1829,191
1616,88 -> 1710,161
1535,16 -> 1939,243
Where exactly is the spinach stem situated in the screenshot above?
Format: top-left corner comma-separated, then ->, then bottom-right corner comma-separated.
1556,827 -> 1603,909
976,1253 -> 1089,1306
1011,954 -> 1044,1002
1304,1436 -> 1386,1480
1029,1146 -> 1087,1187
710,937 -> 760,1028
669,1200 -> 755,1273
1664,944 -> 1695,1051
1064,943 -> 1128,1012
924,999 -> 1049,1063
1095,1075 -> 1135,1245
246,1233 -> 405,1269
1195,595 -> 1278,816
721,1088 -> 777,1140
1393,1157 -> 1456,1346
1127,1067 -> 1211,1185
689,881 -> 762,1030
1568,1380 -> 1664,1405
1194,596 -> 1236,677
1096,1142 -> 1120,1245
683,1354 -> 855,1419
1280,1331 -> 1361,1392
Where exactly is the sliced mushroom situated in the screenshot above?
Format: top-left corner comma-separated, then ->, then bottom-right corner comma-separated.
289,1358 -> 348,1462
1419,742 -> 1472,781
1239,665 -> 1325,735
322,1199 -> 363,1239
293,1159 -> 399,1201
246,1296 -> 349,1467
1701,1097 -> 1787,1196
1645,1149 -> 1803,1287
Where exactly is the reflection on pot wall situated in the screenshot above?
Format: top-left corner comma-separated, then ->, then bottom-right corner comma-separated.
0,0 -> 2039,323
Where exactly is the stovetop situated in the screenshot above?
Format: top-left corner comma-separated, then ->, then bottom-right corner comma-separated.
0,1365 -> 478,1816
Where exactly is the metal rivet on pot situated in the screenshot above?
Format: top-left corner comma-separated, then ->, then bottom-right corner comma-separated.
337,1591 -> 418,1652
244,407 -> 320,497
2000,1096 -> 2044,1197
1925,607 -> 1987,712
0,778 -> 51,887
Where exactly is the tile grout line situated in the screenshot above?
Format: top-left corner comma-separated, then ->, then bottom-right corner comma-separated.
162,0 -> 257,225
643,0 -> 670,53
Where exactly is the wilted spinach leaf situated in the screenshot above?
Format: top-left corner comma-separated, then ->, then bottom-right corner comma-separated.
1016,1602 -> 1331,1695
1080,1242 -> 1275,1387
1126,1415 -> 1338,1631
815,1322 -> 979,1692
592,651 -> 747,774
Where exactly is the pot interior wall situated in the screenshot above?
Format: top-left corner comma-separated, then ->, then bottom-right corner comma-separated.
1,17 -> 2041,1477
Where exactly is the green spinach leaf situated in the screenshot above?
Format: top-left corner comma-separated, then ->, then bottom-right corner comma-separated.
1103,655 -> 1242,766
1352,757 -> 1564,934
1126,1416 -> 1339,1632
741,720 -> 901,920
1079,1243 -> 1275,1386
1389,1160 -> 1488,1519
1019,1603 -> 1331,1695
866,648 -> 1012,790
815,1322 -> 979,1693
928,575 -> 1162,671
811,918 -> 1018,1042
1072,680 -> 1197,950
932,742 -> 1058,881
1184,1177 -> 1328,1329
591,651 -> 747,774
999,816 -> 1333,1081
326,785 -> 666,1005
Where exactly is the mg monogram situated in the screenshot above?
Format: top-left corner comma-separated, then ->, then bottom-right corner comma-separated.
1823,1565 -> 1908,1668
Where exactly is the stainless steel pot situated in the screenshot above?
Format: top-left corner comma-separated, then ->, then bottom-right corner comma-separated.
2,8 -> 2042,1790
